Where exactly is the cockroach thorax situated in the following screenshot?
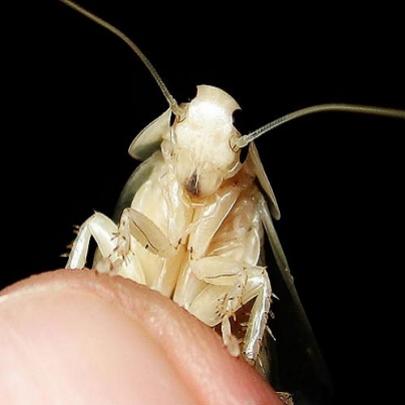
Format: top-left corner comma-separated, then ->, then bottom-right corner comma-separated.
193,85 -> 241,115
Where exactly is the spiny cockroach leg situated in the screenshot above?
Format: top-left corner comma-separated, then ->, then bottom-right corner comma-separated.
67,211 -> 147,284
266,325 -> 276,341
242,271 -> 272,363
67,212 -> 118,269
277,392 -> 294,405
221,316 -> 241,357
120,207 -> 176,258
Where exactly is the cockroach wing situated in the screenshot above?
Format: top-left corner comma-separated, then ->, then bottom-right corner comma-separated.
113,151 -> 163,222
248,143 -> 281,220
128,108 -> 171,161
92,152 -> 163,268
259,197 -> 333,404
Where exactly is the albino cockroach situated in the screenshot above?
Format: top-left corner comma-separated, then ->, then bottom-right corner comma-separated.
59,1 -> 405,403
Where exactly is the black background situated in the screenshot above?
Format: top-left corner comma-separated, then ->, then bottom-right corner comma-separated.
6,1 -> 405,403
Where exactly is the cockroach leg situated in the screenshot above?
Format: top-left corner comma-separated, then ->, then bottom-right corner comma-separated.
188,257 -> 271,358
242,270 -> 272,363
221,316 -> 241,357
66,212 -> 118,269
120,208 -> 176,258
67,212 -> 146,284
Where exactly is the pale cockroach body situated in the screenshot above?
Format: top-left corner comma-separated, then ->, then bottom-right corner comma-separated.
60,1 -> 405,403
68,83 -> 277,361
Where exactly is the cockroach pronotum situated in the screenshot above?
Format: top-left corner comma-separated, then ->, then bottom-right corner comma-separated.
59,1 -> 405,403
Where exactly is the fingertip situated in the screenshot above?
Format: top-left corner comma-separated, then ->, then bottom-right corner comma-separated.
0,270 -> 281,404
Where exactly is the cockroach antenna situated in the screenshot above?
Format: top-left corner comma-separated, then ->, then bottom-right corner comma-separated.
58,0 -> 181,116
233,103 -> 405,149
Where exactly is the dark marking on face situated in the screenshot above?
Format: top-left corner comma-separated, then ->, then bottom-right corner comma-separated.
185,172 -> 200,196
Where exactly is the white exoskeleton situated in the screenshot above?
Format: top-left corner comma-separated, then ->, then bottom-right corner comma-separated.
60,0 -> 405,388
68,83 -> 280,360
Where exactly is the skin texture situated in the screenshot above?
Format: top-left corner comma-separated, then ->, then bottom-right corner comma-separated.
0,269 -> 282,405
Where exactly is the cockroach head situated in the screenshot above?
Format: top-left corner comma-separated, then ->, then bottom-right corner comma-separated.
162,85 -> 243,198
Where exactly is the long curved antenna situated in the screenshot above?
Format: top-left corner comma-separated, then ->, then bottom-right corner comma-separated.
59,0 -> 181,115
234,104 -> 405,149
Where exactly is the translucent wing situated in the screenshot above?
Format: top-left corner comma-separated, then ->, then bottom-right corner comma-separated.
92,152 -> 164,267
248,143 -> 281,220
258,196 -> 333,404
128,108 -> 171,161
113,151 -> 164,222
